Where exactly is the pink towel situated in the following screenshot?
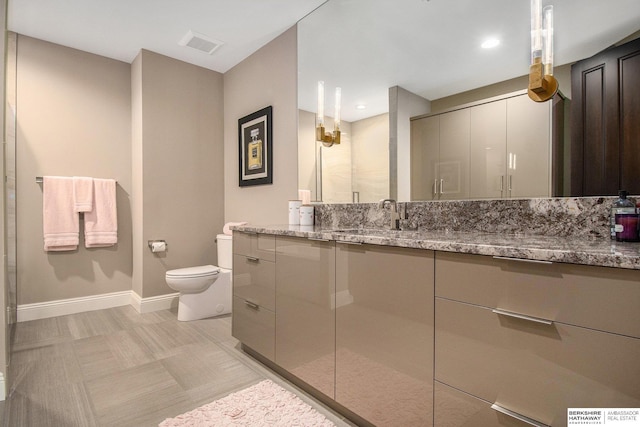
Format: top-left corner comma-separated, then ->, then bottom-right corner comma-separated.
73,176 -> 93,213
84,178 -> 118,248
43,176 -> 79,251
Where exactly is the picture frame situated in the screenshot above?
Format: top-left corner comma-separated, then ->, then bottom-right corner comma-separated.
238,106 -> 273,187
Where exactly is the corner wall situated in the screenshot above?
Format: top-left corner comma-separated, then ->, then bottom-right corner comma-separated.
133,50 -> 225,299
15,36 -> 133,305
224,26 -> 298,225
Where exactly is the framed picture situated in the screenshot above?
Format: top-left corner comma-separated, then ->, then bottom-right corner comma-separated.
238,106 -> 273,187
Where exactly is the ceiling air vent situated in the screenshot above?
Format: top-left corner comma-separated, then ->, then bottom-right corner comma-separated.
178,30 -> 224,55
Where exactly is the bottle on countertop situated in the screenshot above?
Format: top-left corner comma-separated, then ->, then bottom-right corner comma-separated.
610,190 -> 636,239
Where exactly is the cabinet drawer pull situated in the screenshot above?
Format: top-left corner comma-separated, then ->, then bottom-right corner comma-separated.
492,256 -> 553,265
492,308 -> 553,325
491,404 -> 548,427
244,301 -> 259,310
245,256 -> 260,262
337,241 -> 362,246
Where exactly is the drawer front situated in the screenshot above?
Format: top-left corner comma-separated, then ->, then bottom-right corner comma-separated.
233,231 -> 276,262
435,381 -> 534,427
232,296 -> 275,361
233,254 -> 275,311
435,297 -> 640,427
435,251 -> 640,338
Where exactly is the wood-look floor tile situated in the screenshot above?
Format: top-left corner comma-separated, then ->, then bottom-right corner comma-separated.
12,316 -> 72,351
131,320 -> 209,359
65,309 -> 126,340
5,384 -> 97,427
9,343 -> 83,397
85,361 -> 191,427
73,335 -> 122,381
161,342 -> 262,392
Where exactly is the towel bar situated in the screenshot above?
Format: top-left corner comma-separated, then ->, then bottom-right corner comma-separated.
36,176 -> 117,184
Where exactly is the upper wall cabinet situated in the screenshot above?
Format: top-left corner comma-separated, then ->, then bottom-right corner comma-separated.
411,109 -> 470,200
571,37 -> 640,196
411,91 -> 563,200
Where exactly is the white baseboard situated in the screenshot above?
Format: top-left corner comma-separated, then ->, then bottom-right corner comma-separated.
130,291 -> 179,314
17,290 -> 179,322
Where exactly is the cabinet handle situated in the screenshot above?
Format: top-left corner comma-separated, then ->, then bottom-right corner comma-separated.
491,404 -> 549,427
308,237 -> 330,242
492,308 -> 553,325
508,175 -> 513,192
433,179 -> 438,197
244,300 -> 259,310
492,256 -> 552,265
500,175 -> 504,192
245,256 -> 259,262
439,178 -> 444,195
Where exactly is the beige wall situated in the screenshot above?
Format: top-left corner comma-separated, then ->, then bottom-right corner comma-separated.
16,36 -> 133,305
224,27 -> 298,225
133,50 -> 224,299
352,113 -> 389,203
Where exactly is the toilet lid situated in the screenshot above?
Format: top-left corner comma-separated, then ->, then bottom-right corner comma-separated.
166,265 -> 220,278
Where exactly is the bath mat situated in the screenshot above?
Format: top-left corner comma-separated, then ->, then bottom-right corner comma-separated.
159,379 -> 336,426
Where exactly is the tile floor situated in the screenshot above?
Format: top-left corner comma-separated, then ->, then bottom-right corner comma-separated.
1,306 -> 355,427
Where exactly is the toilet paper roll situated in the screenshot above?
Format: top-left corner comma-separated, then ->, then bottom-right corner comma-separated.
151,241 -> 166,253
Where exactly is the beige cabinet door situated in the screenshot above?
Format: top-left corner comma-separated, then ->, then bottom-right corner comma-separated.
275,236 -> 336,398
435,298 -> 640,427
438,108 -> 470,199
469,100 -> 507,199
506,95 -> 551,198
411,115 -> 440,200
335,243 -> 434,426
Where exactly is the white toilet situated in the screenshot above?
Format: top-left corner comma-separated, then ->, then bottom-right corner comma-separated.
165,234 -> 233,321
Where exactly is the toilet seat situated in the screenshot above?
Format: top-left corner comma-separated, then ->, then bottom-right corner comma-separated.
166,264 -> 219,279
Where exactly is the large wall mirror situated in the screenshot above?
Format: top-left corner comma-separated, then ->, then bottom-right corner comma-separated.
297,0 -> 640,203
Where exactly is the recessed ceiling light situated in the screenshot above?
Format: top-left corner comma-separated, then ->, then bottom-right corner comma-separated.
481,38 -> 500,49
356,104 -> 367,110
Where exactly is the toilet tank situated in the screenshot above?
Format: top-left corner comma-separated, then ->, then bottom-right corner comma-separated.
216,234 -> 233,269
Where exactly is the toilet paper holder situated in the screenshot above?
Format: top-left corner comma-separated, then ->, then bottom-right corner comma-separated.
148,240 -> 168,252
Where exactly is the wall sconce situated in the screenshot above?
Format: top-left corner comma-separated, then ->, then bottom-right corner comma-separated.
316,81 -> 341,147
528,0 -> 558,102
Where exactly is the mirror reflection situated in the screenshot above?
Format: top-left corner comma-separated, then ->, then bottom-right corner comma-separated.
297,0 -> 640,203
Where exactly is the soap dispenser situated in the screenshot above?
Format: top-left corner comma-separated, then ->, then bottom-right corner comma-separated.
610,190 -> 636,239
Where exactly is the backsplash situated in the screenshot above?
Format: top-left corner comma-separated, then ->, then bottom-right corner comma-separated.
315,197 -> 617,239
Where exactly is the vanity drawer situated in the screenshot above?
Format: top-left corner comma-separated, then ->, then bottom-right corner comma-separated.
434,381 -> 534,427
435,297 -> 640,427
233,254 -> 275,311
435,251 -> 640,338
232,296 -> 275,361
233,231 -> 276,262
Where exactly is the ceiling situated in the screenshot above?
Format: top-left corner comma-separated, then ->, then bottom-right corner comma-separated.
8,0 -> 327,73
8,0 -> 640,123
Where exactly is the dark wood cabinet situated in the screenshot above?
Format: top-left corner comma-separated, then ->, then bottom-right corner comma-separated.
571,37 -> 640,196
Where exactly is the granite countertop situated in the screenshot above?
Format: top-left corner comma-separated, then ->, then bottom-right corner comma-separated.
233,224 -> 640,270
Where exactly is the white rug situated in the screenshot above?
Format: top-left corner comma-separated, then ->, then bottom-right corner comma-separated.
159,380 -> 336,426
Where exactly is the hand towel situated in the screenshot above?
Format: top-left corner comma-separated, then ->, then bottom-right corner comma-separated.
73,176 -> 93,213
223,221 -> 248,235
84,178 -> 118,248
43,176 -> 79,251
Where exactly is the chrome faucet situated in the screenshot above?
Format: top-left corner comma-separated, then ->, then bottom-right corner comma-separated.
378,198 -> 401,230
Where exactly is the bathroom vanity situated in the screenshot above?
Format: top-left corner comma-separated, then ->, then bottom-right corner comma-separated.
231,212 -> 640,427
